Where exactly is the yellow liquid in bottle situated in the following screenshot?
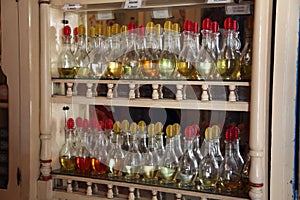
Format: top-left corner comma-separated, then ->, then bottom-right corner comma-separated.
175,61 -> 197,79
76,67 -> 91,78
106,62 -> 123,79
59,155 -> 76,171
160,166 -> 178,184
58,67 -> 79,78
139,60 -> 159,79
143,165 -> 159,181
158,58 -> 175,79
216,59 -> 240,80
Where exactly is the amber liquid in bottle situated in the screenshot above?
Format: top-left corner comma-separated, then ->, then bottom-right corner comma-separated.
175,61 -> 197,79
139,59 -> 159,78
75,157 -> 92,173
59,155 -> 76,171
91,158 -> 108,175
58,67 -> 79,78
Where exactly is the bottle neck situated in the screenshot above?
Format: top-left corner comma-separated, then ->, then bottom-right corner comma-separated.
172,33 -> 181,55
183,137 -> 194,152
163,32 -> 173,51
201,30 -> 211,49
77,34 -> 87,49
224,140 -> 235,158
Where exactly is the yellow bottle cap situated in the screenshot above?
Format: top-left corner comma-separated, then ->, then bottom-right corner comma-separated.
113,121 -> 121,132
89,26 -> 95,37
172,23 -> 180,33
205,127 -> 212,140
173,123 -> 181,135
112,23 -> 121,35
121,25 -> 128,35
78,24 -> 86,35
138,120 -> 146,132
148,123 -> 155,135
130,122 -> 138,134
95,24 -> 103,35
166,124 -> 173,137
146,21 -> 155,33
164,21 -> 172,32
155,24 -> 162,35
121,119 -> 129,131
106,26 -> 112,37
155,122 -> 163,134
211,125 -> 221,139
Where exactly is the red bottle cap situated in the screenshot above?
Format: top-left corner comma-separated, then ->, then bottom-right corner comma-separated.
192,124 -> 200,136
63,25 -> 71,36
184,20 -> 193,32
73,27 -> 78,36
105,118 -> 114,129
75,117 -> 83,128
233,126 -> 240,139
224,17 -> 234,30
184,126 -> 194,138
233,20 -> 239,32
98,120 -> 105,131
202,18 -> 212,31
128,22 -> 136,30
67,118 -> 75,129
138,25 -> 145,36
225,126 -> 235,141
83,119 -> 89,131
90,117 -> 98,129
212,21 -> 219,33
193,22 -> 199,33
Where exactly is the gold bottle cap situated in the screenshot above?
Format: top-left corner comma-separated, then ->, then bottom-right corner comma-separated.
148,123 -> 155,135
95,24 -> 103,35
166,124 -> 173,137
106,26 -> 112,37
155,122 -> 163,134
121,119 -> 129,131
146,21 -> 155,33
172,23 -> 180,33
155,24 -> 162,35
130,122 -> 138,134
138,120 -> 146,132
121,25 -> 128,35
205,127 -> 212,140
112,23 -> 121,35
211,125 -> 221,139
173,123 -> 181,135
113,121 -> 121,132
78,24 -> 86,35
89,26 -> 95,37
164,21 -> 172,32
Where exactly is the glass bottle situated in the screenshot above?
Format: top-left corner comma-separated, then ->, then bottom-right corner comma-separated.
121,119 -> 130,152
195,18 -> 216,80
191,124 -> 203,166
105,118 -> 114,154
0,65 -> 8,103
216,18 -> 240,80
232,126 -> 244,173
138,120 -> 148,154
59,118 -> 76,171
139,22 -> 160,79
123,127 -> 142,180
57,25 -> 78,78
87,26 -> 97,53
173,123 -> 183,160
106,23 -> 123,79
240,16 -> 253,80
211,125 -> 224,167
175,20 -> 198,80
122,22 -> 140,79
241,152 -> 250,190
219,127 -> 241,192
158,21 -> 176,79
233,20 -> 241,57
199,127 -> 219,190
159,125 -> 179,184
75,118 -> 92,173
179,126 -> 198,187
210,21 -> 221,80
71,27 -> 78,54
74,24 -> 92,78
172,23 -> 181,57
143,123 -> 160,182
155,122 -> 165,158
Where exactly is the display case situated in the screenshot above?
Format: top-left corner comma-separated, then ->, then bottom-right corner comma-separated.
38,0 -> 270,199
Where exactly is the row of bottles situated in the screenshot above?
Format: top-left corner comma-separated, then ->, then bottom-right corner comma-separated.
59,116 -> 250,192
55,16 -> 253,81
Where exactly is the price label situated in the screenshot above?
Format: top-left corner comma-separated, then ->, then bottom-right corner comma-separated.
225,4 -> 251,15
207,0 -> 233,3
63,3 -> 81,11
152,9 -> 171,19
97,11 -> 115,20
124,0 -> 142,9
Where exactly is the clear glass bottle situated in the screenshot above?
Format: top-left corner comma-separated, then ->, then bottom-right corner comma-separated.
195,18 -> 216,80
159,125 -> 179,184
75,118 -> 92,173
216,18 -> 240,80
121,119 -> 130,152
191,124 -> 203,166
179,126 -> 198,187
155,122 -> 165,158
87,26 -> 97,53
57,25 -> 78,78
74,24 -> 92,78
211,125 -> 224,167
173,123 -> 183,160
241,152 -> 250,190
175,20 -> 198,80
143,123 -> 160,182
71,27 -> 78,54
139,22 -> 160,79
59,118 -> 76,171
232,126 -> 244,173
138,120 -> 148,154
158,21 -> 176,79
219,127 -> 241,192
199,127 -> 219,190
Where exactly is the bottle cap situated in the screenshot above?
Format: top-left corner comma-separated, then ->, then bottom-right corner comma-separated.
233,20 -> 239,32
202,18 -> 212,31
155,24 -> 162,35
113,121 -> 121,132
166,124 -> 173,137
130,122 -> 138,134
225,126 -> 235,140
204,127 -> 212,139
138,25 -> 145,36
112,23 -> 120,35
78,24 -> 86,35
148,123 -> 155,135
121,25 -> 128,35
211,125 -> 221,139
184,126 -> 194,138
146,21 -> 155,33
83,119 -> 89,132
95,24 -> 103,35
90,117 -> 98,129
173,123 -> 181,135
164,21 -> 172,32
192,124 -> 200,136
105,118 -> 113,129
89,26 -> 95,37
121,119 -> 129,131
172,23 -> 180,33
98,120 -> 105,131
184,20 -> 193,32
155,122 -> 163,134
128,22 -> 136,30
224,17 -> 234,30
233,126 -> 240,139
73,27 -> 78,36
211,21 -> 219,33
138,120 -> 146,132
63,25 -> 71,36
76,117 -> 83,128
106,26 -> 112,37
193,22 -> 199,33
67,118 -> 75,129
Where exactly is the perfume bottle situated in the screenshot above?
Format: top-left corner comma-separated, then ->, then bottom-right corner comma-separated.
232,126 -> 244,173
173,123 -> 183,160
159,125 -> 179,184
155,122 -> 165,158
121,119 -> 130,152
59,118 -> 76,171
87,26 -> 97,53
138,120 -> 148,154
211,125 -> 224,167
179,126 -> 198,187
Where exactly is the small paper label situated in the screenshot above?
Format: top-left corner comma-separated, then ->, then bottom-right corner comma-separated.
152,9 -> 171,19
124,0 -> 142,9
225,4 -> 251,15
63,3 -> 81,11
207,0 -> 233,3
97,11 -> 115,20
